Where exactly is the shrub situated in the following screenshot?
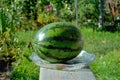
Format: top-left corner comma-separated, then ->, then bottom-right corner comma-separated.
10,56 -> 39,80
0,28 -> 22,71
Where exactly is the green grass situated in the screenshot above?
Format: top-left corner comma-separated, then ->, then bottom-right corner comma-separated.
81,28 -> 120,54
10,56 -> 39,80
91,50 -> 120,80
81,27 -> 120,80
10,27 -> 120,80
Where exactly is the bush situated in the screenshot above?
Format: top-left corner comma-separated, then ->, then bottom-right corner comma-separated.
35,13 -> 60,28
0,29 -> 23,71
10,56 -> 39,80
9,30 -> 39,80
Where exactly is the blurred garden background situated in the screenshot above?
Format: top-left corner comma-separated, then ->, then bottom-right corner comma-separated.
0,0 -> 120,80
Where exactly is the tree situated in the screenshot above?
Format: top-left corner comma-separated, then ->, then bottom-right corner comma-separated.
98,0 -> 104,28
78,0 -> 99,23
50,0 -> 74,16
22,0 -> 38,20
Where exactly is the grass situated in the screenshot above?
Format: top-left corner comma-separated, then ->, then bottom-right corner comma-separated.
10,27 -> 120,80
81,27 -> 120,54
91,50 -> 120,80
10,56 -> 39,80
81,27 -> 120,80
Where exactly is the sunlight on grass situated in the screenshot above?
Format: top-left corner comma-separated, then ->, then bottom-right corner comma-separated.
81,27 -> 120,80
90,50 -> 120,80
81,27 -> 120,55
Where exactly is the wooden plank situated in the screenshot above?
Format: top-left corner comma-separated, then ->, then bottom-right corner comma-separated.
39,67 -> 96,80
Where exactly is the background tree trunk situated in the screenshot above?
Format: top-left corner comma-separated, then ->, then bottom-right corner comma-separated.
75,0 -> 78,27
99,0 -> 104,28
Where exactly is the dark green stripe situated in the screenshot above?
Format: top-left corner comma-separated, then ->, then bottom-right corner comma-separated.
40,23 -> 65,33
42,23 -> 79,34
39,44 -> 81,52
38,47 -> 71,61
35,46 -> 61,62
34,43 -> 81,62
40,36 -> 80,42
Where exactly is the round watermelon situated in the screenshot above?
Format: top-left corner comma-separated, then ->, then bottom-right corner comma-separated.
33,22 -> 83,63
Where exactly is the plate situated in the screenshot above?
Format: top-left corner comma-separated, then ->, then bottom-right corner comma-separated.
30,50 -> 95,71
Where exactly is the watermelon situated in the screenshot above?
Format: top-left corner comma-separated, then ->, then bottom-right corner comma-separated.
33,22 -> 83,63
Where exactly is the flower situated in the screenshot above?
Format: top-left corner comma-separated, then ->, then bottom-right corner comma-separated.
45,4 -> 52,12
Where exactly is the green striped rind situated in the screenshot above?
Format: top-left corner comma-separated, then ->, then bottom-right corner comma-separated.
36,22 -> 80,39
33,22 -> 83,63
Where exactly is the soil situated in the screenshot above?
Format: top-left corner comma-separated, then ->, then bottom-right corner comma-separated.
0,71 -> 10,80
0,60 -> 12,80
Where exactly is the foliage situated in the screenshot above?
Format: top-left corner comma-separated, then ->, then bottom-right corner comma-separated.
0,8 -> 8,33
10,56 -> 39,80
35,13 -> 60,28
59,2 -> 75,21
20,20 -> 37,31
22,0 -> 38,20
1,0 -> 74,31
37,0 -> 75,21
0,28 -> 23,71
0,29 -> 35,72
51,0 -> 75,21
0,0 -> 25,32
0,0 -> 39,32
50,0 -> 74,11
10,31 -> 39,80
38,0 -> 74,11
78,0 -> 99,23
